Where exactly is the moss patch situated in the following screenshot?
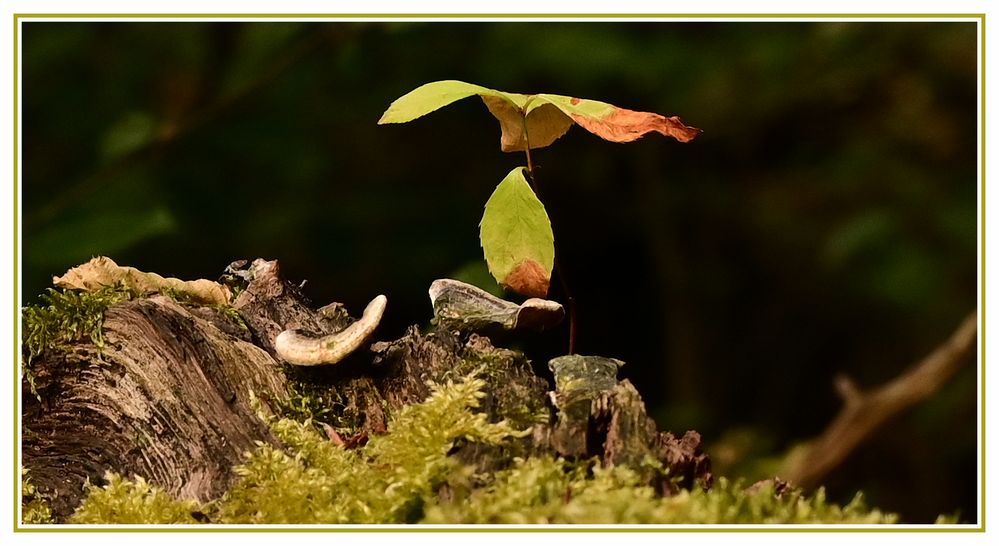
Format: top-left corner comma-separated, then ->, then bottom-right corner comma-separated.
65,372 -> 902,525
21,285 -> 137,394
279,376 -> 352,429
220,374 -> 526,524
22,285 -> 136,360
427,462 -> 896,524
71,473 -> 202,524
21,468 -> 53,524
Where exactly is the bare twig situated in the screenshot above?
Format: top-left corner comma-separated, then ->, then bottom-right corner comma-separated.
781,311 -> 978,489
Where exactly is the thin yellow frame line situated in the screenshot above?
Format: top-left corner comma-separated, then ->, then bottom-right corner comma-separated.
12,13 -> 19,535
9,13 -> 989,19
980,13 -> 987,534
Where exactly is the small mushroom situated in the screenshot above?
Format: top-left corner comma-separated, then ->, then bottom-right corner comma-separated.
274,295 -> 387,366
429,278 -> 563,332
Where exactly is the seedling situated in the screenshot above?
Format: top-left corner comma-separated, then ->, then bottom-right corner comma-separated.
379,80 -> 700,353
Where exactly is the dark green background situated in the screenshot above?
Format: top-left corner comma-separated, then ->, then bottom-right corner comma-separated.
21,21 -> 979,523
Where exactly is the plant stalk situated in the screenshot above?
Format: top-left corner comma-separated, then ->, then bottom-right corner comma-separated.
522,121 -> 577,355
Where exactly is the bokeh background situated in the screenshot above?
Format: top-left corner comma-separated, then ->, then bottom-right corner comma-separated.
20,20 -> 979,522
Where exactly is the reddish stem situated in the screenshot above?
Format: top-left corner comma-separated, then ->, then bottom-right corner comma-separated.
522,134 -> 577,355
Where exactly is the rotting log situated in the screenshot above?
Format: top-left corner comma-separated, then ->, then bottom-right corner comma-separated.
22,295 -> 288,520
22,258 -> 710,522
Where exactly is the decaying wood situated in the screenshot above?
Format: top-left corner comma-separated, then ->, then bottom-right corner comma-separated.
22,296 -> 287,520
22,258 -> 710,522
781,312 -> 978,489
545,355 -> 710,494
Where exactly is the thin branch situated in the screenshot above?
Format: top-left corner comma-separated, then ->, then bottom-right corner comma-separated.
781,311 -> 978,490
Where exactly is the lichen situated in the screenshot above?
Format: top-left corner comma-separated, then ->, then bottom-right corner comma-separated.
21,468 -> 53,524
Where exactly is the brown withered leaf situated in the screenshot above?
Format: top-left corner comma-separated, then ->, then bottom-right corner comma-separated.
482,96 -> 575,152
53,256 -> 232,306
501,259 -> 550,299
567,104 -> 701,144
482,91 -> 704,152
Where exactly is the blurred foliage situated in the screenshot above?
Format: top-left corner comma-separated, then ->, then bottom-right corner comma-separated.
20,20 -> 978,523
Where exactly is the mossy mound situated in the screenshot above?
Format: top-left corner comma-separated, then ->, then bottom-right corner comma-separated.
59,373 -> 897,525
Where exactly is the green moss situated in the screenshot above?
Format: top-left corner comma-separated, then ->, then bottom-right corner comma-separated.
425,460 -> 897,524
934,513 -> 962,524
220,374 -> 527,524
21,286 -> 136,395
450,353 -> 550,431
71,473 -> 202,524
22,285 -> 135,360
21,468 -> 53,524
205,302 -> 249,331
62,371 -> 904,525
279,377 -> 352,430
157,285 -> 202,306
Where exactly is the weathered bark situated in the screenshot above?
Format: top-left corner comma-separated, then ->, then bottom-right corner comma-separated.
22,296 -> 288,520
22,258 -> 709,522
545,355 -> 711,494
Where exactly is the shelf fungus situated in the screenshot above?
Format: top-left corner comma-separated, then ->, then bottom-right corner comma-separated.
429,278 -> 564,333
274,295 -> 387,366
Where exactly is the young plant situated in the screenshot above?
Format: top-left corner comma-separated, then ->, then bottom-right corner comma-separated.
379,80 -> 700,353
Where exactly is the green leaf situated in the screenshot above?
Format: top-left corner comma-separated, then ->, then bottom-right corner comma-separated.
479,167 -> 554,298
378,80 -> 527,124
379,80 -> 700,152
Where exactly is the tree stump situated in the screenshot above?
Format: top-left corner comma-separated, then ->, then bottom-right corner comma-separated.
22,258 -> 710,522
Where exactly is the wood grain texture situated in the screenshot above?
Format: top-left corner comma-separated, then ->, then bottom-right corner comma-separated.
23,296 -> 287,520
